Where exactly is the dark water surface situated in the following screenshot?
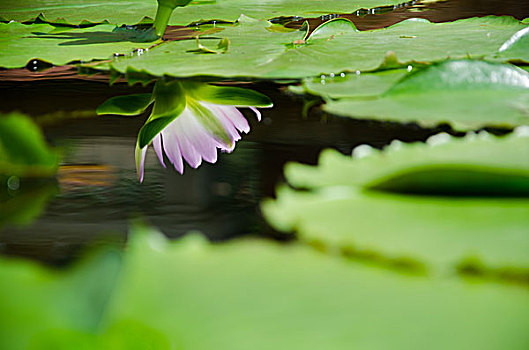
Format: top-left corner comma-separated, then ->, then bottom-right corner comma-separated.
1,0 -> 527,265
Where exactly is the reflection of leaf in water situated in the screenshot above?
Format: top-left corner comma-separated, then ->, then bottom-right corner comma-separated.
0,112 -> 60,178
0,177 -> 57,228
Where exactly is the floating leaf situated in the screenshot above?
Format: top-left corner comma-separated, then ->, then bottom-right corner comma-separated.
0,22 -> 157,68
105,16 -> 527,79
262,130 -> 529,275
496,26 -> 529,63
322,60 -> 529,130
292,68 -> 408,99
1,225 -> 529,349
0,113 -> 59,177
0,0 -> 406,26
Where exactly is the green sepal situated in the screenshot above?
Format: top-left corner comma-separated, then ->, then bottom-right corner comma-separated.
136,80 -> 186,148
183,82 -> 273,107
96,93 -> 153,116
137,116 -> 177,149
150,80 -> 186,118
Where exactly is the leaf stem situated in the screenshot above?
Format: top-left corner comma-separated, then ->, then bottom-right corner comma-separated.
154,4 -> 173,38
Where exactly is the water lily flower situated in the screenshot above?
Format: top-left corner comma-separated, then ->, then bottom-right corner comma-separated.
97,80 -> 273,182
137,100 -> 263,182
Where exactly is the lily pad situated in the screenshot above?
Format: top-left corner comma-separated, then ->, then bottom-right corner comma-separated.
106,16 -> 528,79
262,129 -> 529,275
496,26 -> 529,63
0,113 -> 60,177
292,68 -> 408,99
0,0 -> 405,26
322,60 -> 529,130
0,22 -> 161,68
1,226 -> 529,349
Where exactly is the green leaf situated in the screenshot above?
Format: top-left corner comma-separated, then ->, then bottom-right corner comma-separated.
262,130 -> 529,276
183,82 -> 273,107
96,93 -> 154,116
106,16 -> 528,79
0,22 -> 158,68
2,226 -> 529,349
304,18 -> 357,42
322,60 -> 529,130
0,113 -> 60,177
0,0 -> 406,26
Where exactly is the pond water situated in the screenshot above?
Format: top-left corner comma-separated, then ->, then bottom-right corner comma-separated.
1,0 -> 528,265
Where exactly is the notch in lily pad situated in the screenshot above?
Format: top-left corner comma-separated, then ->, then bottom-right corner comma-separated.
303,18 -> 357,43
190,37 -> 230,54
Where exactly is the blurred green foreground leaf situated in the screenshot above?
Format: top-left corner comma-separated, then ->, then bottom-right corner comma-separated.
0,224 -> 528,349
262,129 -> 529,278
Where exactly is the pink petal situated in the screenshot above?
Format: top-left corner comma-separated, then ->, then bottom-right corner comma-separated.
178,134 -> 202,168
179,110 -> 218,164
249,107 -> 261,121
153,135 -> 166,168
137,146 -> 148,183
161,127 -> 184,174
205,103 -> 242,146
213,104 -> 250,133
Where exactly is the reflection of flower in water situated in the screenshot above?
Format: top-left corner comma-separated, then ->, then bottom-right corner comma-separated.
137,102 -> 262,182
